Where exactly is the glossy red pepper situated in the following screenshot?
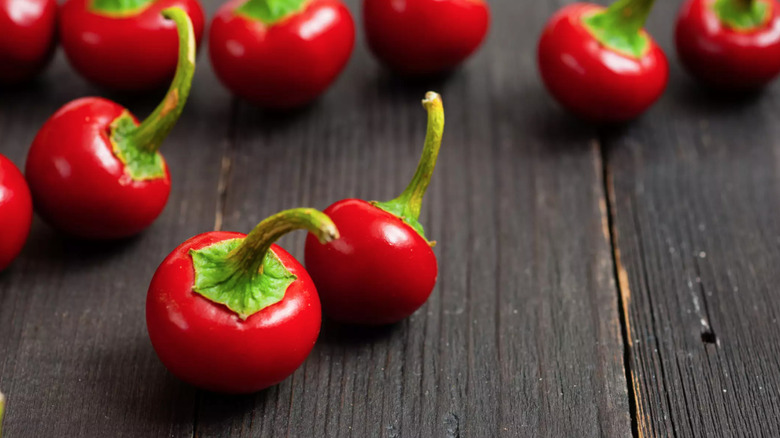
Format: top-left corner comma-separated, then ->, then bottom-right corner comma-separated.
676,0 -> 780,89
60,0 -> 204,91
363,0 -> 489,76
304,92 -> 443,325
146,208 -> 338,393
209,0 -> 355,109
0,154 -> 33,271
0,0 -> 57,83
26,8 -> 195,239
537,1 -> 668,122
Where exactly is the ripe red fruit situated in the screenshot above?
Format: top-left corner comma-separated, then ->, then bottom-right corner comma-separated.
60,0 -> 204,91
0,0 -> 57,83
0,154 -> 33,271
146,208 -> 339,393
304,92 -> 444,325
676,0 -> 780,90
537,1 -> 669,122
209,0 -> 355,109
363,0 -> 490,76
26,8 -> 196,239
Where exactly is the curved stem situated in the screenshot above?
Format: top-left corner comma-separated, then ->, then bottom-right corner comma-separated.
228,208 -> 339,275
387,92 -> 445,221
126,7 -> 196,153
0,391 -> 5,438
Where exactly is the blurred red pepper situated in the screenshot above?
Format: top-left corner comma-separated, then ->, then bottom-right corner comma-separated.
60,0 -> 204,91
0,0 -> 57,84
538,1 -> 668,122
209,0 -> 355,109
676,0 -> 780,90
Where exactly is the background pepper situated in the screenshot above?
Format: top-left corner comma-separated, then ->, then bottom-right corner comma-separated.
0,0 -> 57,84
209,0 -> 355,109
537,0 -> 669,122
676,0 -> 780,90
60,0 -> 204,91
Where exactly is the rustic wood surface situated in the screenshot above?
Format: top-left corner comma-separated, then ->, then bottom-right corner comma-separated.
0,0 -> 776,436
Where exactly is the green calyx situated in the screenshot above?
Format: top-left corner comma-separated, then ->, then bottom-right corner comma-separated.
108,7 -> 196,181
236,0 -> 309,25
582,0 -> 656,58
190,208 -> 339,320
373,92 -> 445,243
713,0 -> 769,30
90,0 -> 154,16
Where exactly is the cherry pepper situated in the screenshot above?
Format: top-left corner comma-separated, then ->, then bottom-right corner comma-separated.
146,208 -> 339,393
304,92 -> 444,325
0,154 -> 33,271
25,7 -> 195,239
209,0 -> 355,109
59,0 -> 204,91
537,0 -> 669,122
0,0 -> 57,84
363,0 -> 490,76
676,0 -> 780,89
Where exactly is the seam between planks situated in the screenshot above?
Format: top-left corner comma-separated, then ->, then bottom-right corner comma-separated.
598,138 -> 642,438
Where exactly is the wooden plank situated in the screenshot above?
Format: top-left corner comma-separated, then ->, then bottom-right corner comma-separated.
606,1 -> 780,436
195,0 -> 632,436
0,0 -> 231,432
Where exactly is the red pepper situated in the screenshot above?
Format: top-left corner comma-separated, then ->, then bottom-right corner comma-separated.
209,0 -> 355,109
363,0 -> 490,76
304,92 -> 443,325
25,7 -> 195,239
146,208 -> 339,393
0,154 -> 32,271
537,1 -> 669,122
0,0 -> 57,83
676,0 -> 780,89
60,0 -> 204,91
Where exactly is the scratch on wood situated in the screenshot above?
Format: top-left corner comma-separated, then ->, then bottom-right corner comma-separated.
214,152 -> 232,231
213,100 -> 238,232
592,140 -> 612,242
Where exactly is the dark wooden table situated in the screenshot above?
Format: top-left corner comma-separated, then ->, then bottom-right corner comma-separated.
2,0 -> 779,436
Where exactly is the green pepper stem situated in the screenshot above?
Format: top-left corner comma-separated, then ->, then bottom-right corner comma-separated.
0,391 -> 5,438
228,208 -> 339,275
385,92 -> 445,221
590,0 -> 655,38
235,0 -> 308,24
714,0 -> 768,29
90,0 -> 153,15
126,7 -> 196,153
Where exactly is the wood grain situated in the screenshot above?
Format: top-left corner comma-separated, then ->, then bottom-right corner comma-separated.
605,1 -> 780,436
0,0 -> 231,433
195,0 -> 631,436
0,0 -> 637,436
